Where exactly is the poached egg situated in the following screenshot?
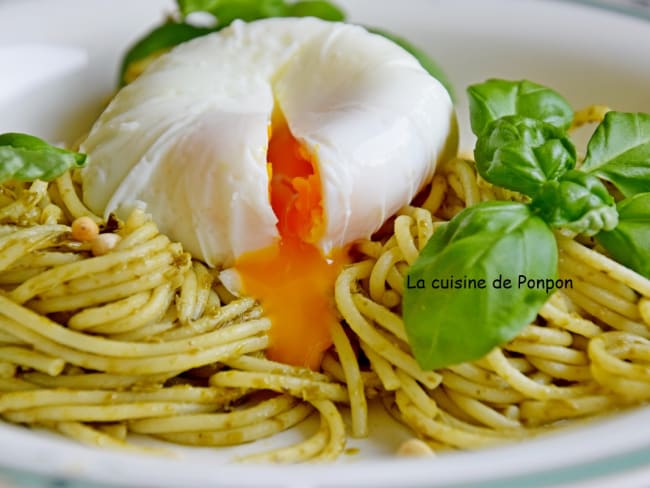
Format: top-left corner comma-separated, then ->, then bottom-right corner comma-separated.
81,17 -> 457,368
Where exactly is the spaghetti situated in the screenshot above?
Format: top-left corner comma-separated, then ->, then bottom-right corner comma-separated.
334,153 -> 650,450
0,130 -> 649,461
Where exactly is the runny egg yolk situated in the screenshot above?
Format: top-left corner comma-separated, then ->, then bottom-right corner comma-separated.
234,113 -> 348,370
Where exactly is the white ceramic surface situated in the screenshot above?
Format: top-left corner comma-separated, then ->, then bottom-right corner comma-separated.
1,0 -> 649,486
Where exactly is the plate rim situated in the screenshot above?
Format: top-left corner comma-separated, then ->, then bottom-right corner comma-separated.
1,0 -> 649,486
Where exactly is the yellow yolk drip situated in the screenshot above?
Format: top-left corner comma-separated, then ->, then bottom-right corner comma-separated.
234,116 -> 347,370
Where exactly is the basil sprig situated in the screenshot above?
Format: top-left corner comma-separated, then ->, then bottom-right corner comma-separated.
404,78 -> 650,370
0,133 -> 87,184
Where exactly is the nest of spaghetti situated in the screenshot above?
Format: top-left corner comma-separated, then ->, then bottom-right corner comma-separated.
0,161 -> 649,462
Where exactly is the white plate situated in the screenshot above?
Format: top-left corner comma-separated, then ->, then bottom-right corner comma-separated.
1,0 -> 650,486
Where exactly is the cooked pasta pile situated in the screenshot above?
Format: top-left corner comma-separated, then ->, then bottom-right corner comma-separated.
336,156 -> 650,450
0,153 -> 649,460
0,172 -> 346,461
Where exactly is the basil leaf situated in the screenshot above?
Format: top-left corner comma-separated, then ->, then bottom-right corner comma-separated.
119,22 -> 215,86
403,201 -> 558,370
366,27 -> 454,100
0,133 -> 87,183
178,0 -> 344,25
582,112 -> 650,198
286,1 -> 344,21
474,116 -> 576,197
467,79 -> 573,137
177,0 -> 221,15
178,0 -> 288,21
595,193 -> 650,279
531,170 -> 618,236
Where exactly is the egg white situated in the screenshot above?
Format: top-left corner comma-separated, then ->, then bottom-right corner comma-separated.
81,17 -> 456,266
